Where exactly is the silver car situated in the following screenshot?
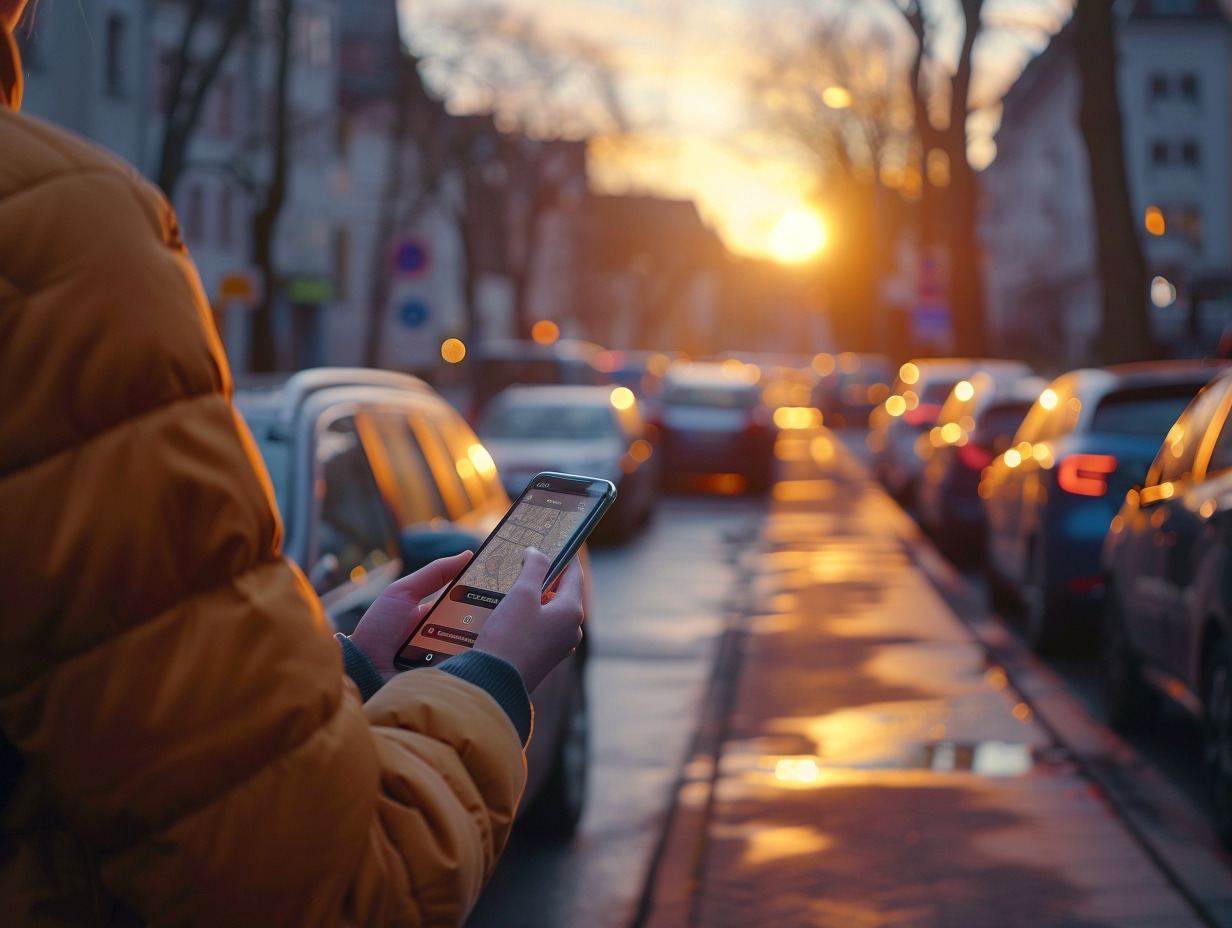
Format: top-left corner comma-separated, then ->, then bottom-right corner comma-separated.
475,383 -> 660,541
234,368 -> 590,839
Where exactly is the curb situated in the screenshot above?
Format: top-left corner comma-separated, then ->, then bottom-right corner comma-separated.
630,530 -> 761,928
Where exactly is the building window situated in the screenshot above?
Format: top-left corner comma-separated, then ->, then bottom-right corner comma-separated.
1176,206 -> 1204,246
213,75 -> 235,137
297,11 -> 332,67
155,49 -> 177,115
337,112 -> 351,161
1181,139 -> 1200,168
1151,140 -> 1169,166
1148,72 -> 1168,102
14,22 -> 42,72
218,188 -> 233,248
1180,72 -> 1199,104
334,226 -> 350,300
184,184 -> 205,244
105,14 -> 127,95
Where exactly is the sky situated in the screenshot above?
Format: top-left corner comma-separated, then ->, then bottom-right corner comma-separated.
399,0 -> 1072,262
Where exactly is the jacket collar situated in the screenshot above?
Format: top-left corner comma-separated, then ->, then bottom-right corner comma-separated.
1,22 -> 22,111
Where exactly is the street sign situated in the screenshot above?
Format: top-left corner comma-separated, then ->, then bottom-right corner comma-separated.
392,238 -> 430,278
218,269 -> 261,308
398,299 -> 430,329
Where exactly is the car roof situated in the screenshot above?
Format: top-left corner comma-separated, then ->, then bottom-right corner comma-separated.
233,367 -> 438,424
665,360 -> 757,383
472,338 -> 607,362
902,357 -> 1032,379
488,384 -> 623,406
1058,359 -> 1229,395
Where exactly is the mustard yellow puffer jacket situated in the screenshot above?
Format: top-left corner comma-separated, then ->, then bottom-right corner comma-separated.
0,27 -> 524,927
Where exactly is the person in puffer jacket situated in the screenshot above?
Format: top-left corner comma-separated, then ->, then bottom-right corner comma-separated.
0,1 -> 587,925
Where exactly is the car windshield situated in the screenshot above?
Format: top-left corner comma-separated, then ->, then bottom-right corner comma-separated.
480,404 -> 617,440
665,384 -> 757,409
1090,387 -> 1205,437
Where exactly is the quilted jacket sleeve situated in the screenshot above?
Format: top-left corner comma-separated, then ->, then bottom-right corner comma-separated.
0,107 -> 525,927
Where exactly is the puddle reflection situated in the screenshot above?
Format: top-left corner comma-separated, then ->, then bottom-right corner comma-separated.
735,740 -> 1036,791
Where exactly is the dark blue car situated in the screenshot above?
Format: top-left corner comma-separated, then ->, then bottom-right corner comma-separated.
981,361 -> 1225,652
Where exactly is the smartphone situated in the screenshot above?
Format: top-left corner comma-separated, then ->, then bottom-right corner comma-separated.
392,472 -> 617,669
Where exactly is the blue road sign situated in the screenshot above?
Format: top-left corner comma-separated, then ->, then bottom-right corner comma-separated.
398,299 -> 429,328
393,239 -> 429,277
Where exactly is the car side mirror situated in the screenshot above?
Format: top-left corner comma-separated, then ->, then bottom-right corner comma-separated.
399,524 -> 484,575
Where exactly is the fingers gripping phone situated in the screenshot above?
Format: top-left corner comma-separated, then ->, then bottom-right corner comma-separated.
393,472 -> 617,670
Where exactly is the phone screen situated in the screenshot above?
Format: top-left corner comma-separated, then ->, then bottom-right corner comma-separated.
395,476 -> 611,666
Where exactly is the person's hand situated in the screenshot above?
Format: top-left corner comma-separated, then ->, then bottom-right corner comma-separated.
347,551 -> 472,682
473,548 -> 585,693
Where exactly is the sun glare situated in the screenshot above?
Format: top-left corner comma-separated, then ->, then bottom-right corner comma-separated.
770,211 -> 825,263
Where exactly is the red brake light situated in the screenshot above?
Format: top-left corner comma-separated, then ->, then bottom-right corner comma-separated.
957,443 -> 994,471
903,403 -> 942,427
1057,453 -> 1117,497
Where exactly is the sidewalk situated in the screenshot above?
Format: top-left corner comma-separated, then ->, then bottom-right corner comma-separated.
637,428 -> 1232,928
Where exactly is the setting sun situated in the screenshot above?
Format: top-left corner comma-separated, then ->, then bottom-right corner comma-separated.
770,211 -> 826,263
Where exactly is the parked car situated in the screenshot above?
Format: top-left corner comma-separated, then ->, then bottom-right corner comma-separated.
1099,365 -> 1232,845
811,351 -> 895,429
981,360 -> 1225,653
868,358 -> 1033,505
463,338 -> 612,419
916,372 -> 1047,562
234,367 -> 590,837
474,383 -> 660,541
655,360 -> 777,493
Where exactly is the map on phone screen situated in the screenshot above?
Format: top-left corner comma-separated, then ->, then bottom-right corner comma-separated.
460,490 -> 590,595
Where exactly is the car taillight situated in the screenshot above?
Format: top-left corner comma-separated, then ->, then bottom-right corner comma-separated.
957,443 -> 994,471
903,403 -> 942,428
1057,453 -> 1117,497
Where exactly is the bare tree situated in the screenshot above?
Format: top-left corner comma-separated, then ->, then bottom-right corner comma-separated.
896,0 -> 989,357
156,0 -> 252,200
406,4 -> 628,339
1075,0 -> 1156,362
745,8 -> 915,352
248,0 -> 293,373
360,52 -> 455,368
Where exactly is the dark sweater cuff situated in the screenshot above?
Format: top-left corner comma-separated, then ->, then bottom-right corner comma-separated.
438,650 -> 532,745
336,634 -> 384,703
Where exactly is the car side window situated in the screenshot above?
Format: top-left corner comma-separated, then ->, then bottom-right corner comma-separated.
407,410 -> 473,519
1149,379 -> 1230,485
434,409 -> 503,507
315,416 -> 396,593
1014,385 -> 1074,443
367,412 -> 450,525
1207,415 -> 1232,476
1196,381 -> 1232,477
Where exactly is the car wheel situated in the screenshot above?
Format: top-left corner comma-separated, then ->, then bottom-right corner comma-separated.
1020,540 -> 1059,653
1204,639 -> 1232,846
1097,584 -> 1160,731
517,667 -> 589,841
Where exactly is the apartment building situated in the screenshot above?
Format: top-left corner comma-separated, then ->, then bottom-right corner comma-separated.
980,0 -> 1232,364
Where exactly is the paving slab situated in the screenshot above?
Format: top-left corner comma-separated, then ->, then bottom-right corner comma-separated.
638,429 -> 1231,928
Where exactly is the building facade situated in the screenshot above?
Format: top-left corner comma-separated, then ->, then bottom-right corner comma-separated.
980,0 -> 1232,366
